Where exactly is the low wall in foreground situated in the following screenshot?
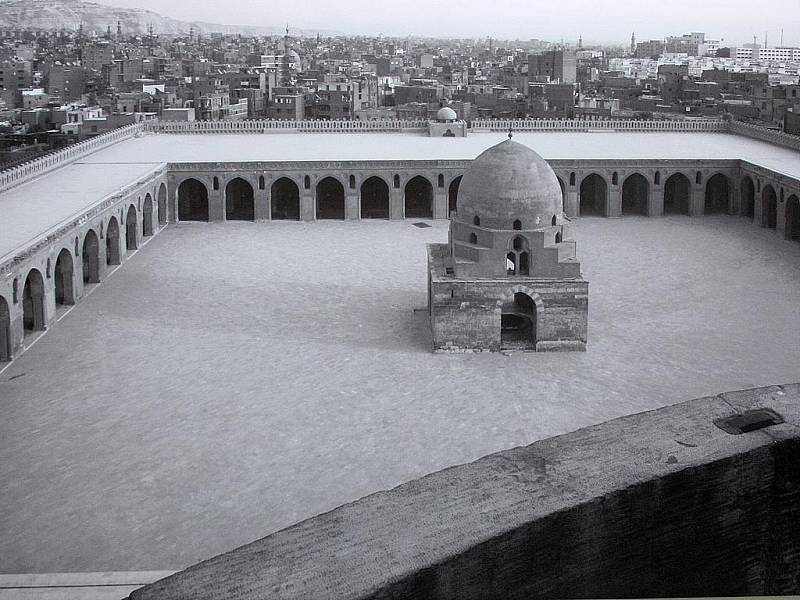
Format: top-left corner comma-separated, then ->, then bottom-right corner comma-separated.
131,383 -> 800,599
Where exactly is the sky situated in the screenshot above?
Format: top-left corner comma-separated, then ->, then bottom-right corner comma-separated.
96,0 -> 798,47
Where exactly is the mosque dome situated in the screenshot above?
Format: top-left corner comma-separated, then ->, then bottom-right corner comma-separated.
457,139 -> 563,229
436,106 -> 457,121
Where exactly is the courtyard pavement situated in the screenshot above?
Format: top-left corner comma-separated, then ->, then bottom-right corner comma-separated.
1,216 -> 798,573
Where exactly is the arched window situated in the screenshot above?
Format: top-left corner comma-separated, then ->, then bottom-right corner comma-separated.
393,174 -> 400,189
304,175 -> 311,190
507,235 -> 530,276
473,215 -> 480,226
469,232 -> 477,244
349,174 -> 356,189
569,172 -> 576,186
555,231 -> 562,243
75,237 -> 79,257
612,172 -> 618,186
654,171 -> 660,185
438,174 -> 444,188
696,171 -> 702,185
551,214 -> 557,226
259,175 -> 265,190
46,258 -> 51,279
513,219 -> 522,230
213,176 -> 219,190
12,278 -> 18,303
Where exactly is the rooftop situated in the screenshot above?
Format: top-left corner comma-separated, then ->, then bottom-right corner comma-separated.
2,128 -> 799,261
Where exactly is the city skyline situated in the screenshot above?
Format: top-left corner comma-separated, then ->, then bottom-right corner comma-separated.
91,0 -> 797,47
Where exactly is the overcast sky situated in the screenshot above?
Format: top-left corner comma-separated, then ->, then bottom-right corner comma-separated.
99,0 -> 797,47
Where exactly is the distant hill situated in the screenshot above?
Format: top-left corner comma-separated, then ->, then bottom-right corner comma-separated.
0,0 -> 341,37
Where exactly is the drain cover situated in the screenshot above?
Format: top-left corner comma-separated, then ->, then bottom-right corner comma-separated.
412,222 -> 431,228
713,408 -> 784,435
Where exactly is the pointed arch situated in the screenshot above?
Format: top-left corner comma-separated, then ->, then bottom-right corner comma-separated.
360,176 -> 390,219
157,183 -> 167,225
404,175 -> 433,219
316,176 -> 345,220
271,177 -> 300,220
82,229 -> 100,284
23,268 -> 46,334
664,173 -> 691,215
142,193 -> 154,236
54,248 -> 75,307
622,173 -> 649,215
448,175 -> 462,216
704,173 -> 730,214
125,204 -> 138,251
177,178 -> 209,221
579,173 -> 607,217
225,177 -> 255,221
106,217 -> 120,265
0,295 -> 10,362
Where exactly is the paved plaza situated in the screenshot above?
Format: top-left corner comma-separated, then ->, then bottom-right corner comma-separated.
1,216 -> 799,573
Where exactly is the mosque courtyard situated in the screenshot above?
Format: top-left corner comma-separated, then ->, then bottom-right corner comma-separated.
1,215 -> 799,574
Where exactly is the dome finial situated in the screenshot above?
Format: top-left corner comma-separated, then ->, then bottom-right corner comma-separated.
508,125 -> 513,140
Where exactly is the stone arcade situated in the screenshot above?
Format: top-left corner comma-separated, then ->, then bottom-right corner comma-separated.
428,137 -> 588,352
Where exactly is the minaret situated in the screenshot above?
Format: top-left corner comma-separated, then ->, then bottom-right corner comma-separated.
578,35 -> 583,50
116,20 -> 122,41
630,32 -> 636,54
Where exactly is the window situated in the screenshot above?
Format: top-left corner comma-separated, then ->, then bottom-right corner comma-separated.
654,172 -> 660,185
393,174 -> 400,189
469,232 -> 477,244
259,175 -> 265,190
473,215 -> 480,226
349,175 -> 356,189
513,219 -> 522,230
612,172 -> 618,185
304,176 -> 311,190
213,176 -> 219,190
12,278 -> 18,304
569,172 -> 576,186
696,171 -> 702,185
438,174 -> 444,188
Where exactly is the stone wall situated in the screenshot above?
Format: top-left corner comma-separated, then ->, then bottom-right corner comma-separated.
129,383 -> 800,600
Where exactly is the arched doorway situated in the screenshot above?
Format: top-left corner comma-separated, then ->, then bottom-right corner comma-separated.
621,173 -> 649,215
360,176 -> 390,219
225,178 -> 255,221
664,173 -> 690,215
704,174 -> 729,214
177,178 -> 209,221
786,195 -> 800,241
142,194 -> 154,236
54,248 -> 75,307
579,174 -> 606,216
740,176 -> 755,218
157,183 -> 167,225
316,177 -> 345,220
404,175 -> 433,219
501,292 -> 537,351
23,269 -> 45,334
762,185 -> 777,229
0,295 -> 10,362
448,176 -> 462,216
125,205 -> 137,251
271,178 -> 300,220
106,217 -> 120,265
82,229 -> 100,284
